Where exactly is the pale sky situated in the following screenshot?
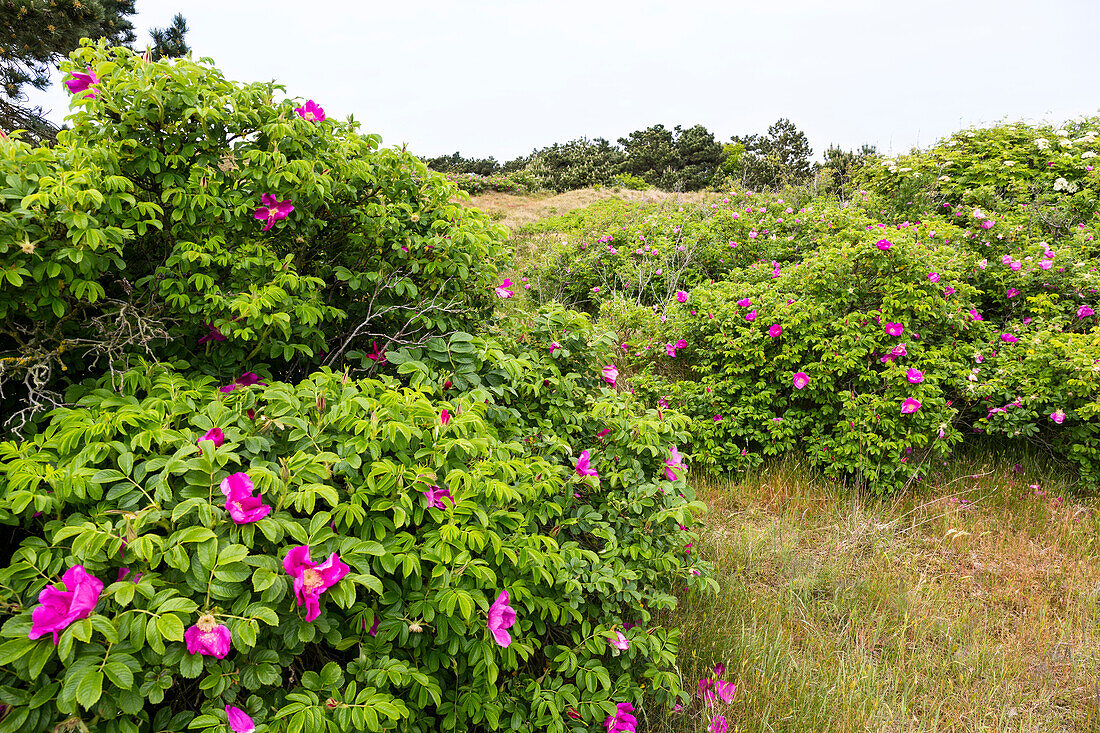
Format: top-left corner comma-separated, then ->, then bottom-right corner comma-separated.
28,0 -> 1100,161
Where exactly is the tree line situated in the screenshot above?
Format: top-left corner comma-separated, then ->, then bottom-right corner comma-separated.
423,119 -> 878,193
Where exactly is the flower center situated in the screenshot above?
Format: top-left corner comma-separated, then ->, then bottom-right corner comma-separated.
304,111 -> 316,121
196,614 -> 217,632
303,568 -> 324,590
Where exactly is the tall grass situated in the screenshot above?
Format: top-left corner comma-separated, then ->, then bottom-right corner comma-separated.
656,455 -> 1100,732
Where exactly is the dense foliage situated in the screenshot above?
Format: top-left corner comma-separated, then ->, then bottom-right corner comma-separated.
0,43 -> 709,733
513,118 -> 1100,491
0,41 -> 507,430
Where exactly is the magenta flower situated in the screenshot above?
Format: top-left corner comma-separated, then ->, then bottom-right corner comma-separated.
708,715 -> 728,733
28,565 -> 103,644
745,309 -> 757,322
1051,410 -> 1066,424
664,446 -> 685,481
576,450 -> 600,484
609,631 -> 630,650
665,343 -> 677,357
184,615 -> 232,658
906,368 -> 924,384
487,590 -> 517,647
198,428 -> 225,448
876,239 -> 892,250
422,485 -> 454,510
901,398 -> 921,414
676,290 -> 688,303
601,365 -> 619,386
1078,306 -> 1095,319
440,409 -> 451,425
737,298 -> 752,307
220,372 -> 267,393
198,322 -> 227,345
495,279 -> 514,298
768,324 -> 782,338
715,680 -> 736,704
928,272 -> 940,283
945,286 -> 956,296
367,341 -> 385,362
64,66 -> 100,98
254,194 -> 294,232
880,343 -> 907,363
885,322 -> 903,337
968,309 -> 983,321
295,99 -> 325,122
605,703 -> 637,733
220,473 -> 271,524
676,339 -> 687,349
283,546 -> 349,622
792,371 -> 809,390
1001,333 -> 1018,343
368,615 -> 379,636
980,219 -> 995,230
550,341 -> 562,353
225,705 -> 256,733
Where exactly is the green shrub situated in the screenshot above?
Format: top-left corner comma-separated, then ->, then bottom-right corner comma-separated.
0,356 -> 707,732
0,41 -> 507,429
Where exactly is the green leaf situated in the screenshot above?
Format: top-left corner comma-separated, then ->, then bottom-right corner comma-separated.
76,668 -> 104,708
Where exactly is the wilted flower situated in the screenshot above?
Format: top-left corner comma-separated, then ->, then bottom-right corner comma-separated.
198,322 -> 227,345
28,565 -> 103,644
487,590 -> 517,647
295,99 -> 325,121
254,194 -> 294,231
283,546 -> 349,622
601,365 -> 619,386
185,615 -> 232,658
221,372 -> 267,393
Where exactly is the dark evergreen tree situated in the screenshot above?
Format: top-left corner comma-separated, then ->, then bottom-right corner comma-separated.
730,118 -> 814,189
149,12 -> 189,60
0,0 -> 136,139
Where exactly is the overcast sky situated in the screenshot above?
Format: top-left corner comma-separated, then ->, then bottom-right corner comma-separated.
29,0 -> 1100,161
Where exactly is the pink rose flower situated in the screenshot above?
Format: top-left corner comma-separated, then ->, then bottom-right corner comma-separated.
792,371 -> 809,390
198,427 -> 225,448
487,589 -> 517,647
220,473 -> 271,524
28,565 -> 103,644
283,546 -> 349,622
295,99 -> 325,122
184,615 -> 232,658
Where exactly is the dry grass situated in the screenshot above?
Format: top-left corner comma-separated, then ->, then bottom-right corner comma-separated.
657,455 -> 1100,733
462,187 -> 712,231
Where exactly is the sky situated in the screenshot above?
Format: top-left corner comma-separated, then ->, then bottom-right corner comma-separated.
28,0 -> 1100,162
